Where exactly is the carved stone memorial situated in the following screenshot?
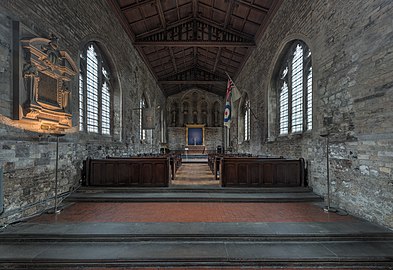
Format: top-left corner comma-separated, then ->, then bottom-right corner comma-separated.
14,28 -> 77,132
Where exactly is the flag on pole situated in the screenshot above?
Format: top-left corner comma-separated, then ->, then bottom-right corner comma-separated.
223,75 -> 242,128
223,79 -> 233,128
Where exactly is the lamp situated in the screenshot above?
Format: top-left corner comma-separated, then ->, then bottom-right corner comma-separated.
320,132 -> 337,213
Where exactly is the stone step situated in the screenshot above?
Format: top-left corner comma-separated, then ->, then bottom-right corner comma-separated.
77,186 -> 314,193
0,240 -> 392,268
67,187 -> 322,203
1,222 -> 392,242
65,191 -> 322,203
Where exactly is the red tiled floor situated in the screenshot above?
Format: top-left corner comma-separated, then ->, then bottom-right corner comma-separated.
30,202 -> 356,223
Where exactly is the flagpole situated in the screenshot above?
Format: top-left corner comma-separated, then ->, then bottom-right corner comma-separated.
225,72 -> 233,85
225,72 -> 241,100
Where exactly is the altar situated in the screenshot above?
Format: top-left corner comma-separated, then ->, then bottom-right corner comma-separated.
167,125 -> 222,153
185,124 -> 206,155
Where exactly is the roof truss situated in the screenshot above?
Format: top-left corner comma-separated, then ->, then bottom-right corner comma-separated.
108,0 -> 283,97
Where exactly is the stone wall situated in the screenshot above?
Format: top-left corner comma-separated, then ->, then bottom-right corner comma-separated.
233,0 -> 393,228
166,89 -> 223,128
168,127 -> 222,152
0,0 -> 165,225
166,89 -> 223,152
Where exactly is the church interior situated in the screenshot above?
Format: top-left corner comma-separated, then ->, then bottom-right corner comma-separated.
0,0 -> 392,269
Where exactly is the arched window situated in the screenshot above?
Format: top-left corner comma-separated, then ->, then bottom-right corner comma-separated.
139,94 -> 147,141
238,94 -> 251,142
79,43 -> 111,135
244,98 -> 251,141
212,101 -> 221,127
277,41 -> 312,135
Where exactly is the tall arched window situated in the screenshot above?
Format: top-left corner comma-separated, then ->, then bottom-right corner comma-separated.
244,98 -> 250,141
238,95 -> 251,143
277,41 -> 312,135
79,43 -> 111,135
139,94 -> 147,141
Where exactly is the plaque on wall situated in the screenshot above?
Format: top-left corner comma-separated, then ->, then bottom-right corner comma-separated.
13,23 -> 77,133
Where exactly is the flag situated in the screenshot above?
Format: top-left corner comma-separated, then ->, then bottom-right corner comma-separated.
223,76 -> 242,128
230,81 -> 241,103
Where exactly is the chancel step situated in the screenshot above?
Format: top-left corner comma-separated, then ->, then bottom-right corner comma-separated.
1,209 -> 392,268
0,240 -> 392,268
67,188 -> 322,202
77,186 -> 315,193
1,222 -> 393,242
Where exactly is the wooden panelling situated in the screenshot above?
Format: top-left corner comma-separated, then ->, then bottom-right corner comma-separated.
221,157 -> 305,187
86,158 -> 170,187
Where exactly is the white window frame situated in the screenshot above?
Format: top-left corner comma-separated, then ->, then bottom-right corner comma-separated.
79,43 -> 112,135
277,41 -> 312,136
244,98 -> 250,141
139,95 -> 147,141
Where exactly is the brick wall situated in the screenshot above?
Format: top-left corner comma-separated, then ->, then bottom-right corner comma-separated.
233,0 -> 393,228
0,0 -> 165,224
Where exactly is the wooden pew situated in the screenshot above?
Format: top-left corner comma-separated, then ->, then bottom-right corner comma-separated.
209,153 -> 255,181
169,152 -> 182,180
85,156 -> 170,187
208,154 -> 222,180
220,157 -> 305,187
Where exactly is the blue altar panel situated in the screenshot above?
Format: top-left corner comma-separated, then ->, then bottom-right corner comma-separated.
188,128 -> 203,145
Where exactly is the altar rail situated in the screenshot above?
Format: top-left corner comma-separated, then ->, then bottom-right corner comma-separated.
85,156 -> 170,187
220,156 -> 305,187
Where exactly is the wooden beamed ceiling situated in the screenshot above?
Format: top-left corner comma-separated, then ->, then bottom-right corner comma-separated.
108,0 -> 283,97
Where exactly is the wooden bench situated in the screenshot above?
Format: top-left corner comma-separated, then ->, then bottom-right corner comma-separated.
169,152 -> 182,180
85,156 -> 170,187
220,157 -> 305,187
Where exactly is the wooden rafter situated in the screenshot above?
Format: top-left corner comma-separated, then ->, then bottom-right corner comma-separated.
135,17 -> 193,39
120,0 -> 155,12
160,66 -> 226,81
136,18 -> 254,42
196,17 -> 254,41
107,0 -> 135,41
155,0 -> 166,29
106,0 -> 164,97
135,18 -> 255,50
239,0 -> 254,34
134,40 -> 255,47
213,0 -> 236,73
192,0 -> 198,18
109,0 -> 282,96
236,0 -> 269,13
222,47 -> 244,58
159,80 -> 225,85
169,48 -> 177,73
176,0 -> 180,20
212,48 -> 222,73
234,0 -> 284,79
